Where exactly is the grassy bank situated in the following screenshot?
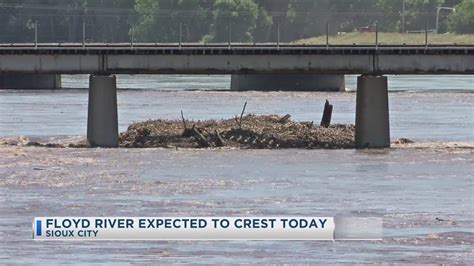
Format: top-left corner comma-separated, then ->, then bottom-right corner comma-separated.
294,32 -> 474,45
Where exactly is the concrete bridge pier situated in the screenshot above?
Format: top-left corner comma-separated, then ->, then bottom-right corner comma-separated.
87,75 -> 119,148
355,75 -> 390,149
0,74 -> 61,89
230,74 -> 345,91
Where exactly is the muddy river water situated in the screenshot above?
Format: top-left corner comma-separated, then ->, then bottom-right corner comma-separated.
0,75 -> 473,263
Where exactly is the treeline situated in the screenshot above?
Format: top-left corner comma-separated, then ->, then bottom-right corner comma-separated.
0,0 -> 472,43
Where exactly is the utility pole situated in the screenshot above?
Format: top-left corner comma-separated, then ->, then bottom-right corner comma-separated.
425,20 -> 428,48
326,22 -> 329,49
375,22 -> 378,49
228,21 -> 232,49
179,22 -> 182,49
277,22 -> 280,49
401,0 -> 405,33
34,21 -> 38,49
82,8 -> 87,49
82,17 -> 86,49
130,27 -> 134,49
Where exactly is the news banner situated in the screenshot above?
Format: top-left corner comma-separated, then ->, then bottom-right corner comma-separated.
33,217 -> 382,240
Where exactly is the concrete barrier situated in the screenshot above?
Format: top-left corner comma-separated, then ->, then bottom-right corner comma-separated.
231,74 -> 345,91
87,75 -> 119,148
355,75 -> 390,148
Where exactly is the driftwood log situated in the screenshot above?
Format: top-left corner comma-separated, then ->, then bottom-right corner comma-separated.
236,101 -> 248,128
320,100 -> 333,128
278,114 -> 291,123
215,130 -> 225,147
192,127 -> 210,147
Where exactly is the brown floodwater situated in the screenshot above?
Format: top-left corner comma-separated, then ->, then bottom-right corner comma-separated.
0,144 -> 472,263
0,75 -> 473,263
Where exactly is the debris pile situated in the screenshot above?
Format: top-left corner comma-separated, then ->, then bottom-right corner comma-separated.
119,114 -> 355,149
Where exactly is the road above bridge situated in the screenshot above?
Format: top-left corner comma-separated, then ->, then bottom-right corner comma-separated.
0,44 -> 473,75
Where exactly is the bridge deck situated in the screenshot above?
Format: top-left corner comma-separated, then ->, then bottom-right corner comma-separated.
1,44 -> 473,75
0,43 -> 473,55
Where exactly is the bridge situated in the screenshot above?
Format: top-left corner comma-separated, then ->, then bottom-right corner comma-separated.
1,43 -> 473,149
1,44 -> 473,74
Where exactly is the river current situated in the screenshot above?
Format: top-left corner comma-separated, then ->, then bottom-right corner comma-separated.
0,75 -> 472,263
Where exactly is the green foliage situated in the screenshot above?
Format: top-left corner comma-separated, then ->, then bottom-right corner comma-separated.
132,0 -> 157,40
133,0 -> 213,42
0,0 -> 134,43
377,0 -> 448,32
85,0 -> 135,42
203,0 -> 259,42
286,0 -> 332,40
253,0 -> 273,42
331,0 -> 382,32
449,0 -> 474,33
0,0 -> 471,43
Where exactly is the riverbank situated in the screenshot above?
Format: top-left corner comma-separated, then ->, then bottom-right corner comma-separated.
295,32 -> 474,45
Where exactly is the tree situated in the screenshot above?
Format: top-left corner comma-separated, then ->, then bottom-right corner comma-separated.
449,0 -> 474,33
0,0 -> 134,43
204,0 -> 259,43
253,0 -> 273,42
286,0 -> 332,40
133,0 -> 213,42
376,0 -> 456,33
0,0 -> 31,42
10,0 -> 77,42
85,0 -> 135,43
254,0 -> 290,41
331,0 -> 385,32
1,0 -> 468,44
133,0 -> 160,41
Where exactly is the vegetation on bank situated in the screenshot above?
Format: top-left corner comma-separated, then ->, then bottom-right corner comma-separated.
295,32 -> 474,45
133,0 -> 474,43
448,0 -> 474,33
1,0 -> 473,44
